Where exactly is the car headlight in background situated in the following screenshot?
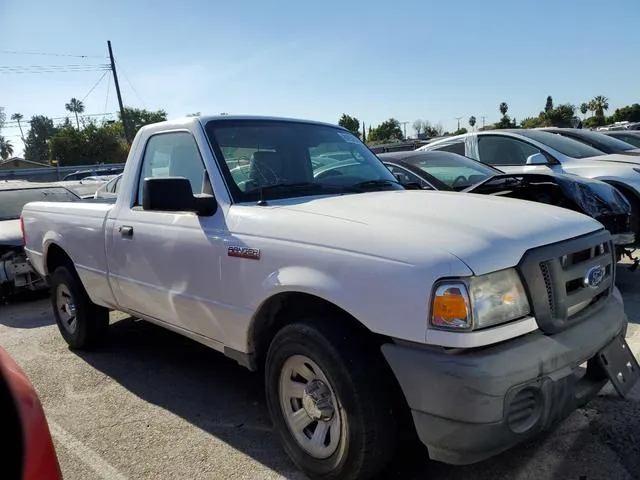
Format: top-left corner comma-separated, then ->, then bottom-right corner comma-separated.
430,268 -> 530,331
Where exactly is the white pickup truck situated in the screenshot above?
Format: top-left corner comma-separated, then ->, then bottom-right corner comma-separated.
22,116 -> 638,480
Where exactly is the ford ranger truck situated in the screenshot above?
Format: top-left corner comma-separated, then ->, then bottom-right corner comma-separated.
21,116 -> 639,480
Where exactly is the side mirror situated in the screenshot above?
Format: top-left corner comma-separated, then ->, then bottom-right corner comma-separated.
143,177 -> 217,216
526,153 -> 547,165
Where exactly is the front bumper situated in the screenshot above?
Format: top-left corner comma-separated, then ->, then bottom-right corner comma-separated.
381,293 -> 627,465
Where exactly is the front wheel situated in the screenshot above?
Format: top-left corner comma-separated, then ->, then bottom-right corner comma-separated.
265,318 -> 397,480
50,266 -> 109,349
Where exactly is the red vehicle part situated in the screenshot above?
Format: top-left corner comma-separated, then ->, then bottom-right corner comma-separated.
0,346 -> 61,480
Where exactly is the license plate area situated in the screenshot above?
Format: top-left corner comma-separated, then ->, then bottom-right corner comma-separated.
597,336 -> 640,397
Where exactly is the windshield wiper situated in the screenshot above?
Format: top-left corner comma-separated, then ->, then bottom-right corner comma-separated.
351,179 -> 403,191
246,182 -> 351,205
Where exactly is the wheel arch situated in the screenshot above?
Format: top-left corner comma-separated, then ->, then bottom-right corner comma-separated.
248,290 -> 385,372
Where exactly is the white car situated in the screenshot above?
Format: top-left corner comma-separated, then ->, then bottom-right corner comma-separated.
93,173 -> 123,200
418,129 -> 640,242
22,116 -> 637,479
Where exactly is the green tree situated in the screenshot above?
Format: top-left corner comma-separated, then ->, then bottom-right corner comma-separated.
120,107 -> 168,136
453,128 -> 468,135
65,98 -> 85,129
544,96 -> 553,113
368,118 -> 404,142
10,113 -> 25,141
589,95 -> 609,122
495,102 -> 516,129
468,116 -> 476,130
49,120 -> 128,166
24,115 -> 57,164
580,103 -> 589,119
520,116 -> 545,128
543,104 -> 576,127
611,104 -> 640,123
338,114 -> 361,137
0,136 -> 13,160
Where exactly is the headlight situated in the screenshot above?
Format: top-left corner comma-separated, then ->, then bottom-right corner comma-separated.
430,268 -> 530,331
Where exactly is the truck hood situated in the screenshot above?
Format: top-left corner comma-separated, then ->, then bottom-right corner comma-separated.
233,191 -> 603,275
0,219 -> 22,247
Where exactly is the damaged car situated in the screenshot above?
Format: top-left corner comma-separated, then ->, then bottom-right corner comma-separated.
376,150 -> 634,254
0,182 -> 80,300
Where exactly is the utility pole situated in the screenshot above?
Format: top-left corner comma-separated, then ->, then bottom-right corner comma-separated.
455,117 -> 462,131
108,40 -> 132,145
399,121 -> 409,139
480,116 -> 487,129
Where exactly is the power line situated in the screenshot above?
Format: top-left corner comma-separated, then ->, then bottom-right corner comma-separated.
0,64 -> 110,74
3,112 -> 116,126
81,70 -> 109,102
104,75 -> 112,113
0,50 -> 106,59
115,60 -> 145,108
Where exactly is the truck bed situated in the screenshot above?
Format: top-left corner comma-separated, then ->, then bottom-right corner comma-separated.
22,201 -> 116,307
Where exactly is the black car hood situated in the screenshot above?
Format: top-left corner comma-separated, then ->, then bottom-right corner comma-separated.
0,219 -> 22,247
466,173 -> 630,218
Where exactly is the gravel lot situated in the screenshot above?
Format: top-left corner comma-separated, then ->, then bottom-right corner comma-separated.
1,263 -> 639,480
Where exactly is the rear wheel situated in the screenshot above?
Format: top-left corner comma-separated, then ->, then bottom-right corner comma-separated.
50,266 -> 109,349
265,317 -> 397,480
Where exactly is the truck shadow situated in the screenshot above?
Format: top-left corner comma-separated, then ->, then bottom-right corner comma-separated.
0,295 -> 54,328
73,316 -> 605,480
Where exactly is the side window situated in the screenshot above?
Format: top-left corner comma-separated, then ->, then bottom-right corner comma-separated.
113,176 -> 122,194
137,132 -> 208,205
477,136 -> 540,166
386,164 -> 431,188
433,141 -> 465,155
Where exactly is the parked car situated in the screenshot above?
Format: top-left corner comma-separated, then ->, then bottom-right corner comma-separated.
94,173 -> 123,200
22,115 -> 638,480
0,346 -> 62,479
418,130 -> 640,244
603,130 -> 640,148
62,166 -> 123,181
0,182 -> 80,300
378,150 -> 634,249
540,127 -> 640,155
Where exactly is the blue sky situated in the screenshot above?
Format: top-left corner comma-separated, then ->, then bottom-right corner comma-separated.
2,0 -> 639,155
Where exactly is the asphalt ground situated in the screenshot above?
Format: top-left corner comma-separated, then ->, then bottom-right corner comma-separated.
1,262 -> 639,480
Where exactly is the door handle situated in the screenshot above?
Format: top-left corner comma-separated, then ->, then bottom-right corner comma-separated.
119,225 -> 134,238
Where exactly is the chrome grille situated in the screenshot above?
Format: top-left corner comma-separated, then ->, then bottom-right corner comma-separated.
518,231 -> 614,334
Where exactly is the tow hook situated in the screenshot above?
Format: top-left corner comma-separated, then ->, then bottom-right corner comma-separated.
622,248 -> 640,272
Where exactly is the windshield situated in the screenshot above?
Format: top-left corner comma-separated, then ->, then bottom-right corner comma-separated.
402,151 -> 499,189
0,187 -> 78,220
516,130 -> 605,159
205,119 -> 403,202
560,129 -> 637,153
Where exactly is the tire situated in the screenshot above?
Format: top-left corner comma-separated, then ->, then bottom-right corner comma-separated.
265,317 -> 398,480
50,266 -> 109,349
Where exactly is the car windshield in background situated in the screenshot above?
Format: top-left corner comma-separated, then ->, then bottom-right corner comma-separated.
404,152 -> 498,189
516,130 -> 605,159
0,187 -> 78,220
205,119 -> 403,202
562,129 -> 637,153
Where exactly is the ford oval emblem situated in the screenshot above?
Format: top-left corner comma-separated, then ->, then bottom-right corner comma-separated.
584,265 -> 605,289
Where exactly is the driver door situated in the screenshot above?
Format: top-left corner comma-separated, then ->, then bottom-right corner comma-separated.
476,135 -> 552,174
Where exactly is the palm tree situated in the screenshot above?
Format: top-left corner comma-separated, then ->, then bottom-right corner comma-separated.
10,113 -> 25,141
0,136 -> 14,160
589,95 -> 609,120
469,116 -> 477,130
65,98 -> 85,129
499,102 -> 509,117
580,103 -> 589,119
